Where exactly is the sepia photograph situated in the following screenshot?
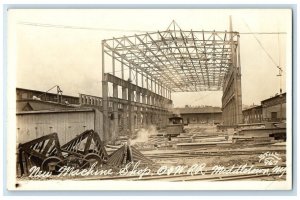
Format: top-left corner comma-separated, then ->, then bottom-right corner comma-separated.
6,8 -> 292,190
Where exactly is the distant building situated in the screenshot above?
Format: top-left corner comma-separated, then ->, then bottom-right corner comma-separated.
16,88 -> 104,144
242,105 -> 262,124
261,93 -> 286,122
16,87 -> 81,112
17,99 -> 80,112
173,106 -> 222,124
17,87 -> 80,105
242,93 -> 286,124
16,108 -> 103,144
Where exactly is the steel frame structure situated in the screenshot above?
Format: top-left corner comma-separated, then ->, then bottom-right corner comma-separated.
101,21 -> 242,141
103,23 -> 239,92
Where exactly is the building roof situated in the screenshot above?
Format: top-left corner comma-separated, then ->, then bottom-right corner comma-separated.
242,105 -> 262,112
17,108 -> 95,115
16,87 -> 79,99
241,93 -> 286,112
169,116 -> 183,120
173,106 -> 222,114
261,92 -> 286,103
17,99 -> 79,112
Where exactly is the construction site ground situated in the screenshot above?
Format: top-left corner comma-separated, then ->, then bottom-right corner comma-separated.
17,124 -> 286,181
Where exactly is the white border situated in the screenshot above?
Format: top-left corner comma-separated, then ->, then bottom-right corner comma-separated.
4,0 -> 299,195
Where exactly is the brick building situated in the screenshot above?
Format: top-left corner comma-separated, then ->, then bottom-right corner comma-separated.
242,93 -> 286,124
173,106 -> 222,125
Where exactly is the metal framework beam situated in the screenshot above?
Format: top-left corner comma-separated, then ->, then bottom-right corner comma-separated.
101,20 -> 242,140
103,26 -> 238,92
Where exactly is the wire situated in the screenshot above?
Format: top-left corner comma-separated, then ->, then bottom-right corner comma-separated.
18,21 -> 151,33
19,21 -> 286,35
277,21 -> 283,94
37,85 -> 59,98
242,18 -> 280,69
277,23 -> 281,67
239,32 -> 286,35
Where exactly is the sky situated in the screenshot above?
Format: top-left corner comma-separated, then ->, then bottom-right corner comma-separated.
8,9 -> 291,107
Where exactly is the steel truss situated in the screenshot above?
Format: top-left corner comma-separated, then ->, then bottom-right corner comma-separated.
103,21 -> 239,92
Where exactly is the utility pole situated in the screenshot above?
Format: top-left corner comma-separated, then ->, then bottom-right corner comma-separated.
277,31 -> 283,122
277,66 -> 283,122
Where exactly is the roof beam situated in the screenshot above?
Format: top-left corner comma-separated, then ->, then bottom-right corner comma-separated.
202,31 -> 210,88
134,34 -> 184,90
168,30 -> 197,92
179,30 -> 204,91
158,30 -> 195,92
103,29 -> 238,92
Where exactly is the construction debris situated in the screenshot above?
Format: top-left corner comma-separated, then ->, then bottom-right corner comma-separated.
61,129 -> 108,166
18,133 -> 64,176
16,121 -> 286,181
107,144 -> 153,167
17,129 -> 154,177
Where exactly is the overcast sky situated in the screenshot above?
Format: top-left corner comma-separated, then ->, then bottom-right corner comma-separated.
8,9 -> 291,107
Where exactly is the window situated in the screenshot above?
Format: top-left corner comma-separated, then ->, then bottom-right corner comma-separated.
271,112 -> 277,119
21,92 -> 28,99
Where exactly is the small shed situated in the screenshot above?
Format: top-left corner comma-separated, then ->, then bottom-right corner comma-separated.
168,116 -> 183,125
166,116 -> 184,137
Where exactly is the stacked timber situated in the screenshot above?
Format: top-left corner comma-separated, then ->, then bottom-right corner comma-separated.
232,126 -> 286,144
176,141 -> 232,150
